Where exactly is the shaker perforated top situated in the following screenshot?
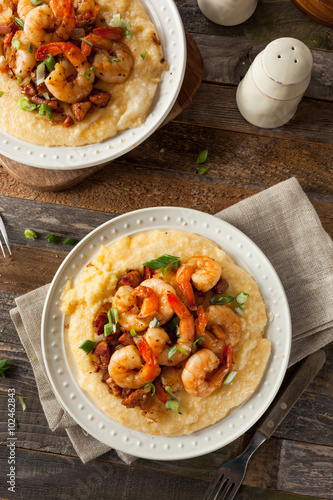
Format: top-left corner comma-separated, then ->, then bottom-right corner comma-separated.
262,37 -> 313,85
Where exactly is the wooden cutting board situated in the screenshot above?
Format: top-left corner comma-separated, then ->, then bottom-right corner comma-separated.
0,31 -> 203,192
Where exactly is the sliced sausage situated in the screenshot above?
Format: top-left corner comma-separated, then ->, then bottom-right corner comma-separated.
89,90 -> 111,108
72,101 -> 92,122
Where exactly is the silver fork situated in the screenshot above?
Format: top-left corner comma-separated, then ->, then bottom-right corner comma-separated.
203,350 -> 326,500
0,215 -> 12,258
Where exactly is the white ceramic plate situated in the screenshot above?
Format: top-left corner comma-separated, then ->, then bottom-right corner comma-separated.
41,207 -> 291,460
0,0 -> 186,170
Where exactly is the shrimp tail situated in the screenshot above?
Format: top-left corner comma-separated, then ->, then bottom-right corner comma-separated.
196,305 -> 208,335
176,265 -> 196,311
132,285 -> 159,318
167,293 -> 191,319
81,26 -> 123,56
36,41 -> 86,66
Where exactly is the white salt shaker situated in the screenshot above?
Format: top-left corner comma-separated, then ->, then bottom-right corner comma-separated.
236,38 -> 313,128
197,0 -> 258,26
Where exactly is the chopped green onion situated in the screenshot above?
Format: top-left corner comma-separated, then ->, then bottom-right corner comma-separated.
140,51 -> 147,60
31,356 -> 37,361
46,233 -> 59,244
165,397 -> 181,414
109,57 -> 121,63
0,359 -> 10,379
18,396 -> 26,411
130,329 -> 137,337
165,386 -> 173,396
223,371 -> 237,386
12,38 -> 21,50
107,307 -> 119,325
209,295 -> 234,305
143,254 -> 180,271
36,61 -> 45,86
79,339 -> 98,354
80,38 -> 93,47
62,237 -> 78,245
24,228 -> 38,239
193,336 -> 205,346
17,76 -> 22,84
84,66 -> 96,81
167,345 -> 177,360
18,98 -> 37,112
236,292 -> 249,305
44,53 -> 55,72
123,27 -> 132,38
144,382 -> 155,396
0,92 -> 4,98
235,306 -> 244,315
30,0 -> 44,5
15,17 -> 24,29
110,14 -> 131,29
196,149 -> 208,164
111,274 -> 118,281
42,92 -> 51,100
28,43 -> 33,53
39,103 -> 52,120
149,317 -> 160,328
104,323 -> 112,336
165,315 -> 180,335
197,166 -> 210,175
177,347 -> 189,356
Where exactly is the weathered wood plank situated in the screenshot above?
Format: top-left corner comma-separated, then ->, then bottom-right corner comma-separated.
192,34 -> 333,101
174,0 -> 333,50
176,84 -> 333,145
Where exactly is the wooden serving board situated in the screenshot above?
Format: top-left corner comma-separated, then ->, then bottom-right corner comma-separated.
0,31 -> 203,192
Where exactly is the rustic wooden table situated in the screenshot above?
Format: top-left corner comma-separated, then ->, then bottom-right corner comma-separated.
0,0 -> 332,499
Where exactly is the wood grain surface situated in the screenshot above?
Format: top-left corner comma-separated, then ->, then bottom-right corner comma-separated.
0,0 -> 332,499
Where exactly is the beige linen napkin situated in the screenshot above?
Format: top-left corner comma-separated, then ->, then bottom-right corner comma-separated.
10,177 -> 333,463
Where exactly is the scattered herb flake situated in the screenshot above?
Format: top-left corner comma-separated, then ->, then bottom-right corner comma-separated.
44,53 -> 55,72
39,103 -> 52,120
18,97 -> 37,112
235,306 -> 244,315
165,397 -> 181,414
31,356 -> 37,361
12,38 -> 21,50
0,91 -> 4,97
109,57 -> 121,63
223,371 -> 237,386
123,27 -> 132,37
236,292 -> 249,305
24,228 -> 38,239
167,345 -> 177,360
80,38 -> 93,47
149,317 -> 160,328
197,166 -> 210,175
79,339 -> 98,354
130,329 -> 137,337
209,295 -> 234,306
62,237 -> 78,246
140,51 -> 147,60
28,43 -> 33,53
46,233 -> 59,244
143,254 -> 180,271
196,149 -> 208,165
193,336 -> 205,346
144,382 -> 155,396
84,66 -> 96,81
0,359 -> 10,378
15,17 -> 24,29
18,396 -> 26,412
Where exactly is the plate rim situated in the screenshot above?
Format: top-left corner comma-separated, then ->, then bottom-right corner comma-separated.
41,206 -> 291,460
0,0 -> 186,170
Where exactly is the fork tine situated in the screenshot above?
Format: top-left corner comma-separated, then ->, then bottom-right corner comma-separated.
203,473 -> 226,500
0,239 -> 6,258
0,216 -> 11,255
222,482 -> 239,500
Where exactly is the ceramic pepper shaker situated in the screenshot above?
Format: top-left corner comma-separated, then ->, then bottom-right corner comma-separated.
236,37 -> 313,128
197,0 -> 258,26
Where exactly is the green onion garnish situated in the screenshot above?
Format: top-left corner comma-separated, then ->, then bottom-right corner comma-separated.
31,356 -> 37,361
165,397 -> 181,414
235,306 -> 244,315
18,97 -> 37,112
39,103 -> 52,120
140,51 -> 147,60
46,233 -> 59,244
84,66 -> 96,81
196,149 -> 208,164
24,228 -> 37,239
167,345 -> 177,360
109,57 -> 121,63
18,396 -> 26,411
44,53 -> 55,72
193,336 -> 205,346
165,386 -> 173,396
15,17 -> 24,29
0,359 -> 10,378
0,92 -> 4,98
149,317 -> 160,328
130,329 -> 137,337
143,254 -> 180,275
30,0 -> 44,5
80,38 -> 93,47
36,61 -> 45,86
223,371 -> 237,386
17,76 -> 22,84
104,323 -> 112,336
107,307 -> 119,325
79,339 -> 98,355
236,292 -> 249,305
123,27 -> 132,37
12,38 -> 21,50
165,315 -> 180,335
177,347 -> 188,356
62,237 -> 78,245
197,166 -> 210,175
209,295 -> 234,305
144,382 -> 155,396
110,14 -> 131,29
28,43 -> 33,53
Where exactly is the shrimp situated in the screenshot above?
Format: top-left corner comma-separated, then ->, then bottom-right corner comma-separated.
195,306 -> 225,356
17,0 -> 34,21
81,27 -> 133,84
35,41 -> 95,103
160,364 -> 184,393
73,0 -> 99,28
113,279 -> 176,332
182,345 -> 233,397
0,38 -> 8,71
6,30 -> 36,78
206,305 -> 241,347
24,0 -> 75,46
0,0 -> 14,34
108,336 -> 160,389
176,257 -> 222,310
146,294 -> 194,366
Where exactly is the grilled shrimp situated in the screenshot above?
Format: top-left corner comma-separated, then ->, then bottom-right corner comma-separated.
73,0 -> 99,28
181,345 -> 233,397
195,306 -> 225,356
81,26 -> 133,83
108,336 -> 160,389
36,41 -> 95,103
176,257 -> 222,310
0,0 -> 15,35
24,0 -> 75,46
6,30 -> 36,78
17,0 -> 34,21
206,305 -> 241,347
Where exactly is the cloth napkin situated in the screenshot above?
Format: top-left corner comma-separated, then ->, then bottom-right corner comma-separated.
10,177 -> 333,464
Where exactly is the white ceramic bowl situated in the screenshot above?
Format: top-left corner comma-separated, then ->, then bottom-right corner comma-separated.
0,0 -> 186,170
41,207 -> 291,460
